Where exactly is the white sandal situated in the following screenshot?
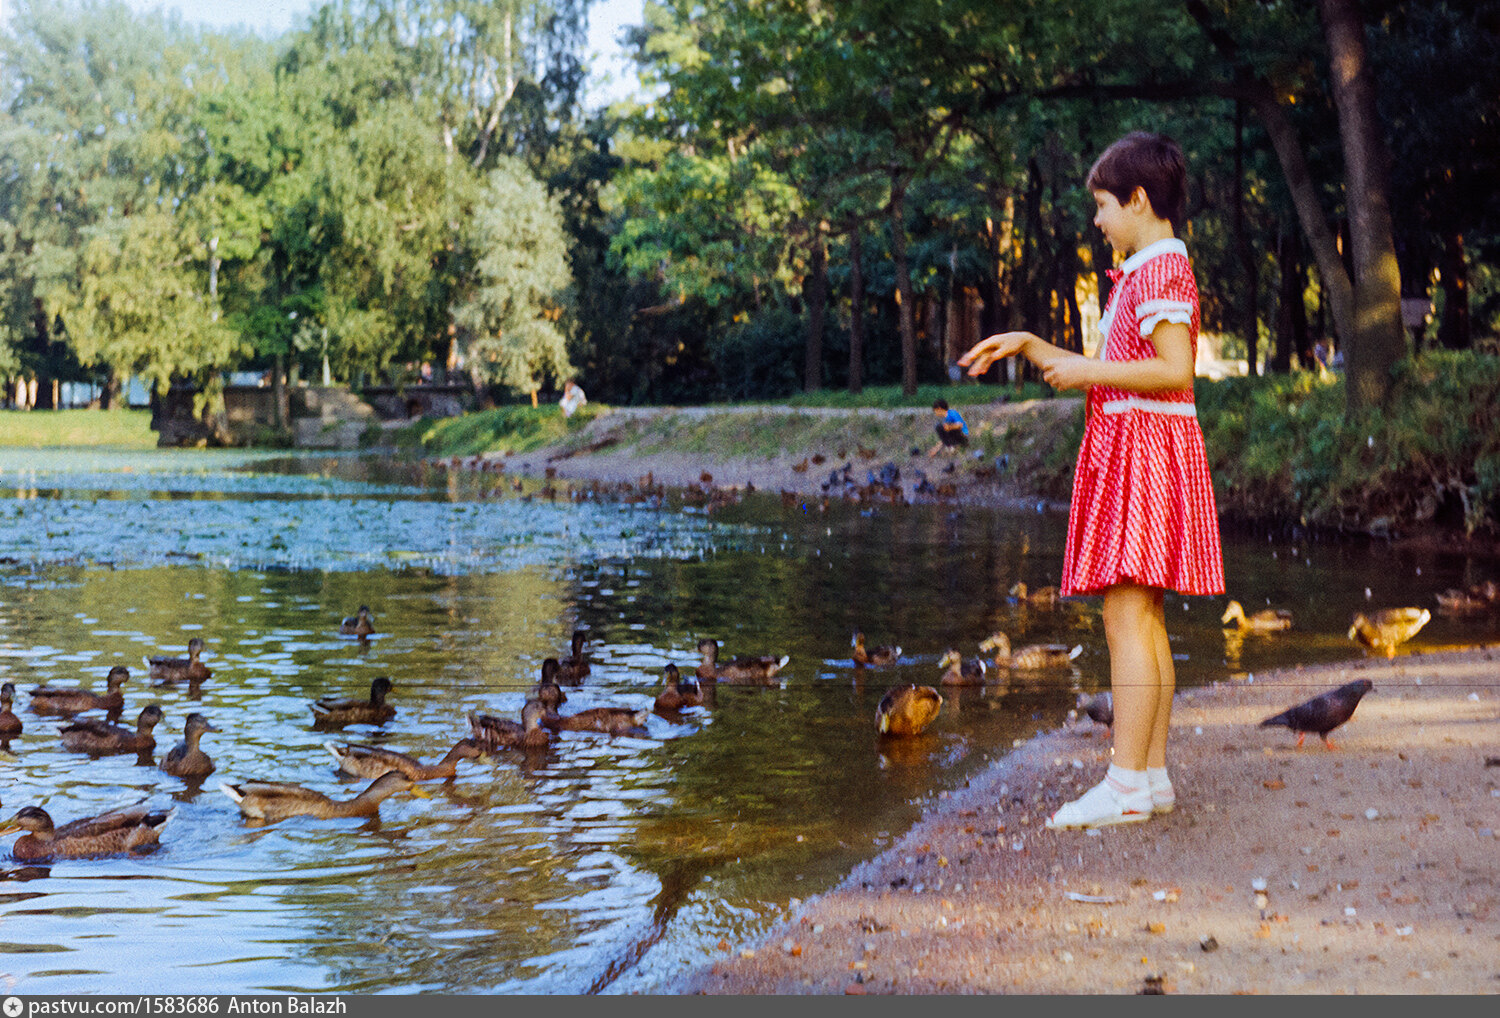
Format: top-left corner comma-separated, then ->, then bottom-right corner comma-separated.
1046,777 -> 1153,829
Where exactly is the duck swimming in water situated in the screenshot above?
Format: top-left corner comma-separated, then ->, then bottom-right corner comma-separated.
468,700 -> 551,751
220,771 -> 416,822
158,713 -> 219,779
310,677 -> 396,727
146,637 -> 212,685
695,638 -> 789,685
0,683 -> 21,751
29,666 -> 130,716
653,664 -> 703,713
852,630 -> 902,668
555,630 -> 592,684
876,684 -> 942,737
0,804 -> 172,861
979,632 -> 1083,671
1220,600 -> 1293,633
339,606 -> 375,637
59,705 -> 165,757
325,738 -> 482,781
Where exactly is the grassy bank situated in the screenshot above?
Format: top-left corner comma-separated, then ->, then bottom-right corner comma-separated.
397,352 -> 1499,540
0,408 -> 156,447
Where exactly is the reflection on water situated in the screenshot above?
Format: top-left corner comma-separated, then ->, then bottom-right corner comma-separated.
0,448 -> 1496,993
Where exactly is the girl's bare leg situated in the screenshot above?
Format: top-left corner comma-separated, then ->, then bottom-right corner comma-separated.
1146,592 -> 1174,769
1101,582 -> 1167,772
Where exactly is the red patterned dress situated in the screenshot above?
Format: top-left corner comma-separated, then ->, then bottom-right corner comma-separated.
1060,238 -> 1224,597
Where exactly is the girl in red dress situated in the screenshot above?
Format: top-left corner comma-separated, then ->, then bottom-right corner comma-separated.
959,132 -> 1224,829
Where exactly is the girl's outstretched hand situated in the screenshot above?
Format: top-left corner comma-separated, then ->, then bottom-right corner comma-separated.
958,332 -> 1030,377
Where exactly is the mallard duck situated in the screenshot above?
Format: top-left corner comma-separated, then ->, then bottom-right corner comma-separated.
542,703 -> 651,736
555,630 -> 592,684
0,682 -> 22,750
219,770 -> 415,822
1220,600 -> 1293,632
310,676 -> 396,727
146,637 -> 211,684
1076,691 -> 1113,735
159,713 -> 219,778
653,664 -> 703,712
1348,607 -> 1431,658
531,658 -> 567,710
60,704 -> 164,756
339,605 -> 375,637
1009,582 -> 1060,608
979,632 -> 1083,670
1434,586 -> 1493,615
876,684 -> 942,737
937,648 -> 987,686
29,666 -> 130,716
852,630 -> 902,668
695,638 -> 789,685
326,737 -> 482,781
0,804 -> 171,861
468,700 -> 551,751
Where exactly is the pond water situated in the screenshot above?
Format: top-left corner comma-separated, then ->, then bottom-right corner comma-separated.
0,447 -> 1496,994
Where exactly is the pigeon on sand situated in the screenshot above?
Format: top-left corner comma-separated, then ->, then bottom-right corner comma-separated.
1258,678 -> 1374,749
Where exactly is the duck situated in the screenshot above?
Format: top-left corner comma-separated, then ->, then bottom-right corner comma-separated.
653,664 -> 703,712
852,630 -> 902,668
325,738 -> 482,781
339,605 -> 375,637
59,704 -> 165,756
0,682 -> 22,750
1076,691 -> 1113,735
1009,582 -> 1060,608
695,638 -> 789,685
1220,600 -> 1294,632
145,637 -> 212,684
310,676 -> 396,727
468,700 -> 551,751
0,804 -> 172,861
937,648 -> 987,686
29,666 -> 130,716
1348,607 -> 1431,658
158,713 -> 219,779
530,658 -> 567,710
979,632 -> 1083,670
876,684 -> 943,737
1434,585 -> 1494,615
555,630 -> 592,684
219,770 -> 415,822
542,703 -> 651,736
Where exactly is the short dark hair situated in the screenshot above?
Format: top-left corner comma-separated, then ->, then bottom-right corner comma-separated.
933,399 -> 949,411
1086,132 -> 1188,235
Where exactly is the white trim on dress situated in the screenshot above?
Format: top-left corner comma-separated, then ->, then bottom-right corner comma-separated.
1099,396 -> 1198,417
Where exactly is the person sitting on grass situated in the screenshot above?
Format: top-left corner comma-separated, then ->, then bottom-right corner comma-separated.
928,399 -> 969,456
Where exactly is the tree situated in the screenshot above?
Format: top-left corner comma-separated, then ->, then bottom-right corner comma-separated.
451,156 -> 574,399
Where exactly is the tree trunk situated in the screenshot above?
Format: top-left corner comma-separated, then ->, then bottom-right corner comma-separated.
891,181 -> 918,396
1274,227 -> 1308,372
1437,231 -> 1471,350
804,225 -> 827,394
1319,0 -> 1405,410
848,225 -> 865,395
1234,101 -> 1260,376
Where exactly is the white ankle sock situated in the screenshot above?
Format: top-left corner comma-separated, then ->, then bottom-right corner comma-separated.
1146,766 -> 1172,793
1105,763 -> 1147,796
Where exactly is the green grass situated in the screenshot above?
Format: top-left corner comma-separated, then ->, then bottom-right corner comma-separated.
390,403 -> 610,457
0,409 -> 156,448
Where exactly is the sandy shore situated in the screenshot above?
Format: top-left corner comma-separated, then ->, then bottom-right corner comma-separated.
657,646 -> 1499,995
454,409 -> 1500,995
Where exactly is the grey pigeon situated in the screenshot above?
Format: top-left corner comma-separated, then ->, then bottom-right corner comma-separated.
1259,678 -> 1373,749
1076,691 -> 1113,734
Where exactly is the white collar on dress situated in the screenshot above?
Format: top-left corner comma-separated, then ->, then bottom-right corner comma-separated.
1118,237 -> 1187,277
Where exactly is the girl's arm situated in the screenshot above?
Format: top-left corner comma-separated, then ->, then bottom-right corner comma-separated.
957,331 -> 1069,377
961,322 -> 1193,393
1043,321 -> 1194,393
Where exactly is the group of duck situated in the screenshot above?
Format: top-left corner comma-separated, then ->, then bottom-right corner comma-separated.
0,579 -> 1469,861
0,607 -> 806,861
872,584 -> 1453,742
